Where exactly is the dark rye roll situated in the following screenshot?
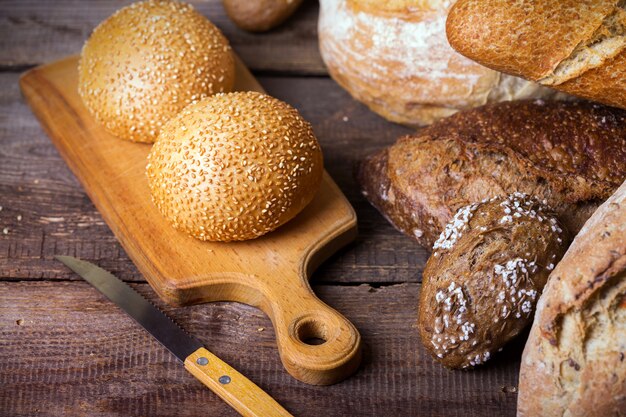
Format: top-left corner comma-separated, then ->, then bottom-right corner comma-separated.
418,194 -> 568,369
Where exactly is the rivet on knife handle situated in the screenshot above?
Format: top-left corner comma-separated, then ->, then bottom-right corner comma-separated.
185,347 -> 293,417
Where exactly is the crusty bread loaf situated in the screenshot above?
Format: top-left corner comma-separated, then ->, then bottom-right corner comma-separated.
418,194 -> 567,369
147,92 -> 323,242
357,100 -> 626,249
447,0 -> 626,111
78,0 -> 234,143
517,180 -> 626,417
222,0 -> 303,32
317,0 -> 562,127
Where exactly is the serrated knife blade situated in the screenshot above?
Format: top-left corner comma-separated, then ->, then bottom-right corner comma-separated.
55,255 -> 293,417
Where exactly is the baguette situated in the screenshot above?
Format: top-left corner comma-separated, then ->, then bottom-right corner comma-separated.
357,100 -> 626,249
517,180 -> 626,416
446,0 -> 626,110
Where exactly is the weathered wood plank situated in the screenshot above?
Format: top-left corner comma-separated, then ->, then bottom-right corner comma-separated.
0,0 -> 326,74
0,281 -> 521,416
0,72 -> 424,284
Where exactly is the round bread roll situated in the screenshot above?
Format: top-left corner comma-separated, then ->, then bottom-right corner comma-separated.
146,91 -> 323,242
418,193 -> 568,369
79,0 -> 235,143
222,0 -> 304,32
318,0 -> 564,127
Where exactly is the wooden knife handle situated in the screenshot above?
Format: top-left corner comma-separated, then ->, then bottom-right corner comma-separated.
184,347 -> 293,417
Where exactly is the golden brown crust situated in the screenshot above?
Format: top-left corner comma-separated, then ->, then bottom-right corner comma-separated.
146,91 -> 323,242
447,0 -> 618,81
78,0 -> 235,143
347,0 -> 442,20
418,195 -> 567,369
318,0 -> 560,128
357,100 -> 626,249
518,180 -> 626,417
222,0 -> 303,32
556,51 -> 626,110
447,0 -> 626,111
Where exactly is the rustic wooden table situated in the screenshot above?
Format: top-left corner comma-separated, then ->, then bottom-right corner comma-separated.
0,1 -> 522,416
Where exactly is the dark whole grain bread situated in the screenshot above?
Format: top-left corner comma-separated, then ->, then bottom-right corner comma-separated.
357,100 -> 626,250
418,194 -> 568,369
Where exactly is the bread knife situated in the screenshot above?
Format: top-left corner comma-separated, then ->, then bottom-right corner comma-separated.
55,255 -> 293,417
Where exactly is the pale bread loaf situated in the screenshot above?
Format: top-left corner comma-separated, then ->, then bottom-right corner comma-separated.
318,0 -> 563,127
517,180 -> 626,416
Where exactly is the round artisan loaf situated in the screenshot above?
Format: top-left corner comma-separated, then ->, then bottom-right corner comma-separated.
146,91 -> 323,242
418,193 -> 568,369
79,0 -> 235,143
318,0 -> 562,126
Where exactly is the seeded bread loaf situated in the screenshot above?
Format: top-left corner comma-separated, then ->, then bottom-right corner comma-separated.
357,100 -> 626,250
446,0 -> 626,111
517,180 -> 626,417
418,194 -> 567,369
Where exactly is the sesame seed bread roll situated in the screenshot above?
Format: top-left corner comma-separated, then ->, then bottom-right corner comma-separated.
78,0 -> 235,143
418,194 -> 568,369
146,91 -> 323,242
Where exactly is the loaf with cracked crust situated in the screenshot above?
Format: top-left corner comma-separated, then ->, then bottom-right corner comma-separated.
447,0 -> 626,111
517,180 -> 626,417
357,100 -> 626,249
317,0 -> 562,127
418,194 -> 567,369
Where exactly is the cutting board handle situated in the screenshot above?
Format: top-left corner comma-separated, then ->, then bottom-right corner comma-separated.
259,269 -> 362,385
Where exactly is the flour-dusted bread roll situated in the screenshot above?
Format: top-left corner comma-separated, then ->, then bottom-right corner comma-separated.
317,0 -> 561,127
79,0 -> 235,143
418,194 -> 567,369
447,0 -> 626,111
357,100 -> 626,250
517,180 -> 626,417
147,91 -> 323,242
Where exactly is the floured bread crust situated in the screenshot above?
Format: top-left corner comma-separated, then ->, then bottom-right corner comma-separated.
517,180 -> 626,417
318,0 -> 562,127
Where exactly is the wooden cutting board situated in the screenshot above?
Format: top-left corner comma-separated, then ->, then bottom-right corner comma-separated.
20,55 -> 361,386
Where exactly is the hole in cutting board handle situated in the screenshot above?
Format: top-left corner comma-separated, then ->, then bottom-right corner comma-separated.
295,318 -> 328,346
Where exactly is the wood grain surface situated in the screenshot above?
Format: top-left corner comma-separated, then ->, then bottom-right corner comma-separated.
0,0 -> 326,74
20,56 -> 362,384
0,0 -> 521,415
0,282 -> 522,417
